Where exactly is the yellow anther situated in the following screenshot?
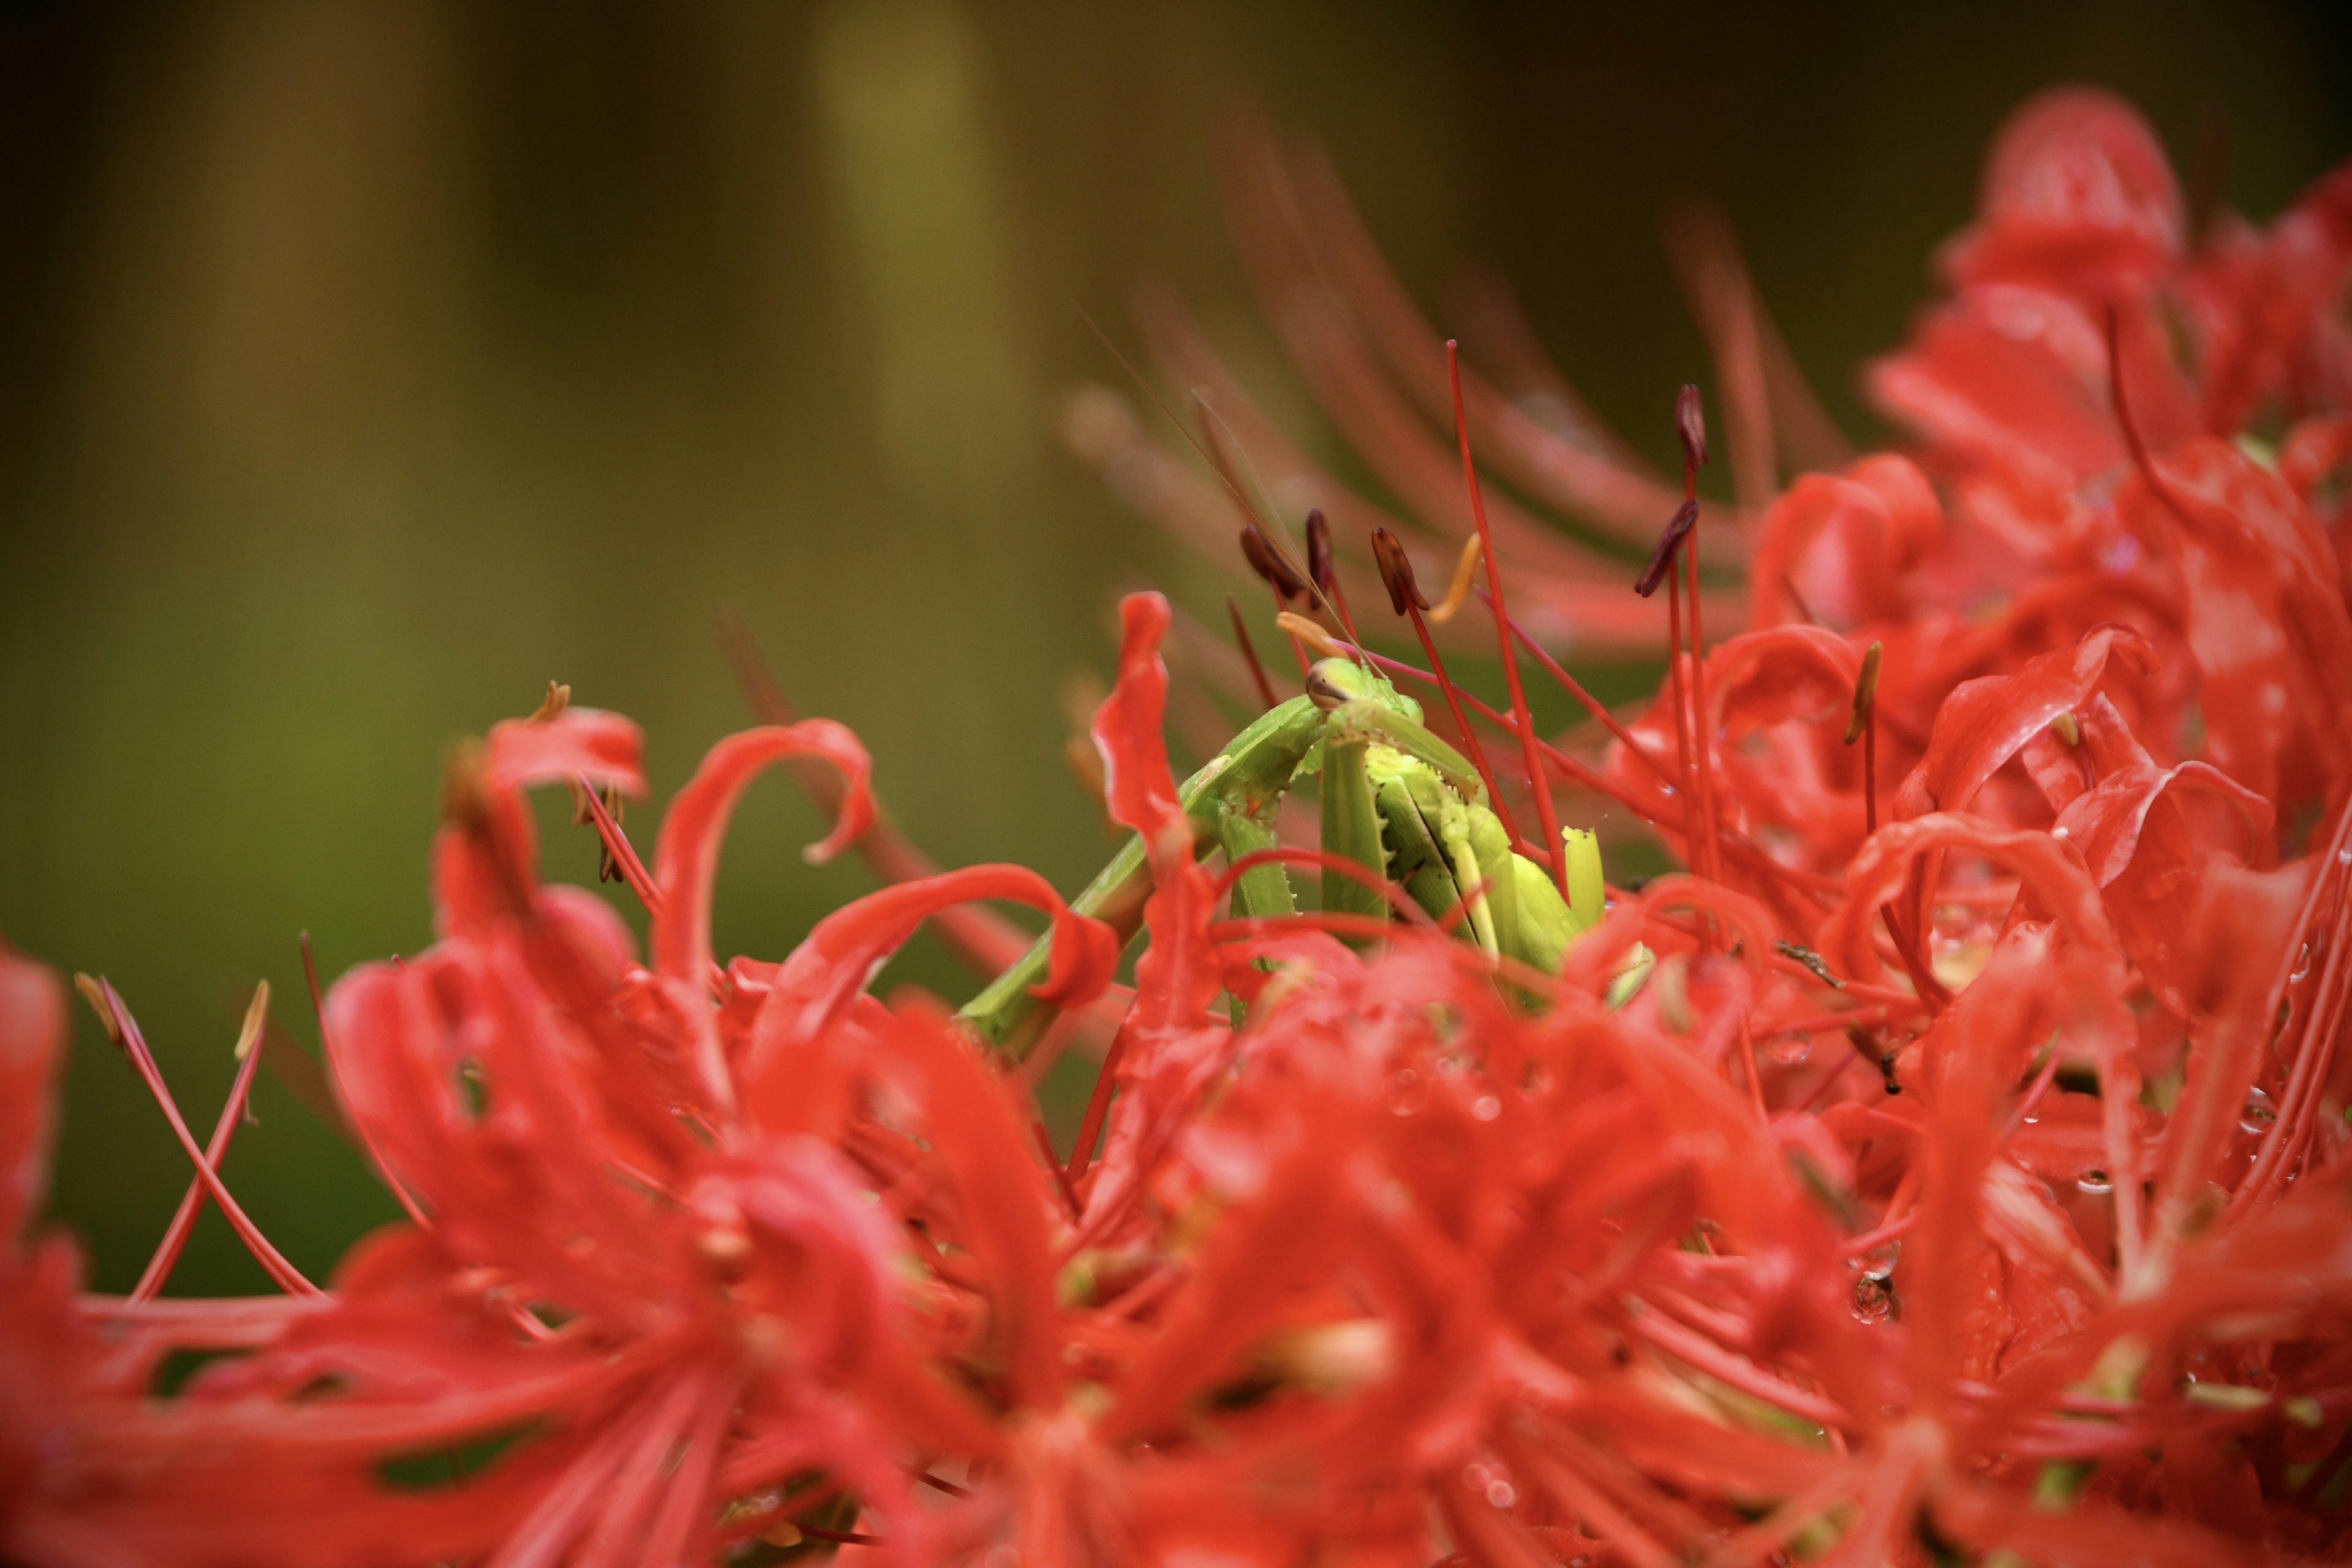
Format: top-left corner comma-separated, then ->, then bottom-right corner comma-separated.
528,681 -> 571,723
1276,611 -> 1349,660
233,980 -> 271,1061
1423,535 -> 1485,626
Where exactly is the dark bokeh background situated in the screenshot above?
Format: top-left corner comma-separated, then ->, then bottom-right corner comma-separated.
3,1 -> 2345,1297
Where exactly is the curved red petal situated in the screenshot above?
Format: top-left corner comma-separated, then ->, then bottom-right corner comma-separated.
0,936 -> 64,1247
651,722 -> 876,987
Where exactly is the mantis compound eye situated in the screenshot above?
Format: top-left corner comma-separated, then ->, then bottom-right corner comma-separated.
1306,657 -> 1370,712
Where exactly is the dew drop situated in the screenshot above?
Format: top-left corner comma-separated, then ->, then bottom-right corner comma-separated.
1387,1069 -> 1427,1117
2241,1087 -> 2278,1136
1850,1240 -> 1901,1282
1851,1276 -> 1897,1324
2338,848 -> 2351,866
2077,1169 -> 2113,1196
2289,944 -> 2313,984
1485,1479 -> 1517,1509
1472,1094 -> 1502,1121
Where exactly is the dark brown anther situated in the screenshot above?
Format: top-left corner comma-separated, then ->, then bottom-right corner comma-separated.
1844,641 -> 1883,745
1305,508 -> 1337,597
1370,527 -> 1429,617
597,785 -> 625,883
1635,500 -> 1699,597
1675,384 -> 1709,473
1238,523 -> 1305,601
1847,1026 -> 1901,1096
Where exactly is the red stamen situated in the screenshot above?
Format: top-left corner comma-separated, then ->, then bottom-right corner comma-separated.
2105,303 -> 2198,529
1863,706 -> 1879,836
1031,1111 -> 1082,1219
1488,591 -> 1681,791
1226,593 -> 1280,710
304,933 -> 433,1231
89,978 -> 320,1295
577,773 -> 663,913
1065,1017 -> 1131,1188
1366,525 -> 1531,855
131,982 -> 271,1302
1845,641 -> 1883,835
1215,844 -> 1448,929
1879,905 -> 1950,1012
1664,553 -> 1699,862
1305,507 -> 1364,649
1406,594 -> 1529,856
1449,342 -> 1570,897
1302,628 -> 1839,905
1675,386 -> 1725,899
1684,533 -> 1725,892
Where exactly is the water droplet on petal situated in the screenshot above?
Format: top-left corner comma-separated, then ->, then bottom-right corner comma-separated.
1472,1094 -> 1502,1121
1485,1479 -> 1517,1509
2077,1169 -> 2113,1196
1850,1240 -> 1901,1281
2241,1087 -> 2277,1136
1851,1276 -> 1897,1324
2289,944 -> 2313,984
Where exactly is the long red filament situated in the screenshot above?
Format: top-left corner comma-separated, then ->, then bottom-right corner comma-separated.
1226,593 -> 1281,710
2105,303 -> 2198,529
1664,559 -> 1699,864
1402,597 -> 1529,858
304,932 -> 434,1232
1448,341 -> 1569,899
577,775 -> 664,914
1215,845 -> 1450,928
130,998 -> 270,1302
1683,527 -> 1725,893
1487,592 -> 1682,791
1863,703 -> 1879,835
1065,1018 -> 1132,1188
1309,631 -> 1838,903
99,981 -> 320,1295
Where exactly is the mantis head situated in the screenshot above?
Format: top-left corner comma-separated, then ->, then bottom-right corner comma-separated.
1305,657 -> 1424,727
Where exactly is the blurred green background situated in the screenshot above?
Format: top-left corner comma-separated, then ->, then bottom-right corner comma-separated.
2,1 -> 2345,1297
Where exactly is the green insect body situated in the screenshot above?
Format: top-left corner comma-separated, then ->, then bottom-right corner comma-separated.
959,657 -> 1605,1057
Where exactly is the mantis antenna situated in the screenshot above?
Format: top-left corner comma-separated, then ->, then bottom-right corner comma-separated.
1074,303 -> 1365,663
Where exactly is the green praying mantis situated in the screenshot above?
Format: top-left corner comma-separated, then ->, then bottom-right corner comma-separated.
959,654 -> 1605,1057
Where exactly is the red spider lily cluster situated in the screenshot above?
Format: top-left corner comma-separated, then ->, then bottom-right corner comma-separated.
7,86 -> 2352,1567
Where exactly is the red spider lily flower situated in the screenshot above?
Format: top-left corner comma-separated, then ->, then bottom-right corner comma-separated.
8,80 -> 2352,1568
1057,81 -> 2352,1566
1,939 -> 478,1568
156,701 -> 1118,1562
